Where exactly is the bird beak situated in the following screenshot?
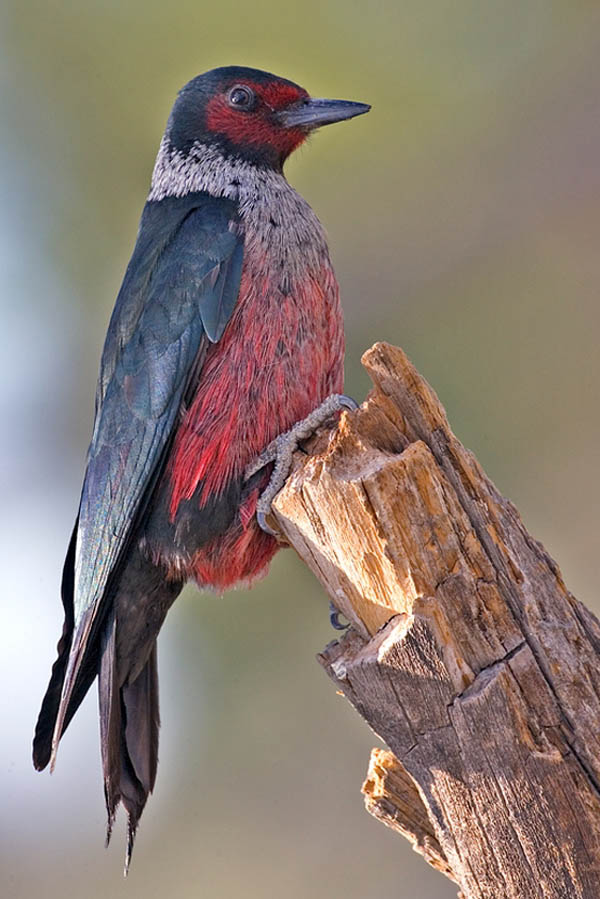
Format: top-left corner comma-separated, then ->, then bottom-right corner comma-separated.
278,97 -> 371,130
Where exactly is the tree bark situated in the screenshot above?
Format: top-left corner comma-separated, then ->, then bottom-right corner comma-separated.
270,342 -> 600,899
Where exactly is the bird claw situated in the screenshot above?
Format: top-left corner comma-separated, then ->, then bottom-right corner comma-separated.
256,508 -> 277,537
329,600 -> 349,630
246,394 -> 358,535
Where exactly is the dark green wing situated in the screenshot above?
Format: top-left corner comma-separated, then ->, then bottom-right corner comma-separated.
34,192 -> 244,770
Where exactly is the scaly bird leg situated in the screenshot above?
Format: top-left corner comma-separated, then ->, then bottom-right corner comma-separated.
246,393 -> 358,536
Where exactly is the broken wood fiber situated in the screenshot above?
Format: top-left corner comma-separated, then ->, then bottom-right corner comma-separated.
271,342 -> 600,899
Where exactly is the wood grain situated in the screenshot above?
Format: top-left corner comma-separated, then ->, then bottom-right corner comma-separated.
272,342 -> 600,898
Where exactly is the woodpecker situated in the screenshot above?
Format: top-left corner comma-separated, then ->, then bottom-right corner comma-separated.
33,66 -> 369,869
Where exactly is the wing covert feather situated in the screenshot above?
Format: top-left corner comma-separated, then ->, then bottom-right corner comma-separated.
50,194 -> 244,762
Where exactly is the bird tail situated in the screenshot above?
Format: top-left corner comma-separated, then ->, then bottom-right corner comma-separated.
35,532 -> 181,872
33,520 -> 101,771
99,608 -> 160,875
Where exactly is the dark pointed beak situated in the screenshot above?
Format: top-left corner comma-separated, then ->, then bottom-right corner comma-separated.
278,97 -> 371,130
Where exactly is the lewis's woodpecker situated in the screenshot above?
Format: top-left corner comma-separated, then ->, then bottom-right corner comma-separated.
33,66 -> 369,867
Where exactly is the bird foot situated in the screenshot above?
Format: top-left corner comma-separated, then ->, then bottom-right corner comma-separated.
246,394 -> 358,535
329,599 -> 349,630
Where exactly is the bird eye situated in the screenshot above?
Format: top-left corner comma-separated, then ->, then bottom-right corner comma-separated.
227,85 -> 255,110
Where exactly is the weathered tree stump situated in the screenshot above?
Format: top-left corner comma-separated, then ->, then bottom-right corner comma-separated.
270,342 -> 600,898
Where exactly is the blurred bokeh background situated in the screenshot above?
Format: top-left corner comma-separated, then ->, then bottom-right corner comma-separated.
2,2 -> 600,897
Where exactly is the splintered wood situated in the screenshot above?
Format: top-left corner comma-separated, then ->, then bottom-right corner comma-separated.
271,342 -> 600,899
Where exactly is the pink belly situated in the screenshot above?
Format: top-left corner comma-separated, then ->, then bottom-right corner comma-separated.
166,260 -> 344,590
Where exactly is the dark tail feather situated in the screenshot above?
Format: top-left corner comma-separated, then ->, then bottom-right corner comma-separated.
99,611 -> 160,875
121,646 -> 160,873
33,522 -> 99,770
98,608 -> 122,842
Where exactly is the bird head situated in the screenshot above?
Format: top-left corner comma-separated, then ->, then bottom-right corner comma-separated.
166,66 -> 370,171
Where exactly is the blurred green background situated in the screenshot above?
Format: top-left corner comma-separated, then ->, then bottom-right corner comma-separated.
2,2 -> 600,897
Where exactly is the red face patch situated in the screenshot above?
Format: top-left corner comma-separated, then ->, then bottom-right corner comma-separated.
259,82 -> 308,111
205,80 -> 310,161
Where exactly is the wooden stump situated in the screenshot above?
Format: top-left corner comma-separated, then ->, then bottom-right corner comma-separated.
271,342 -> 600,898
